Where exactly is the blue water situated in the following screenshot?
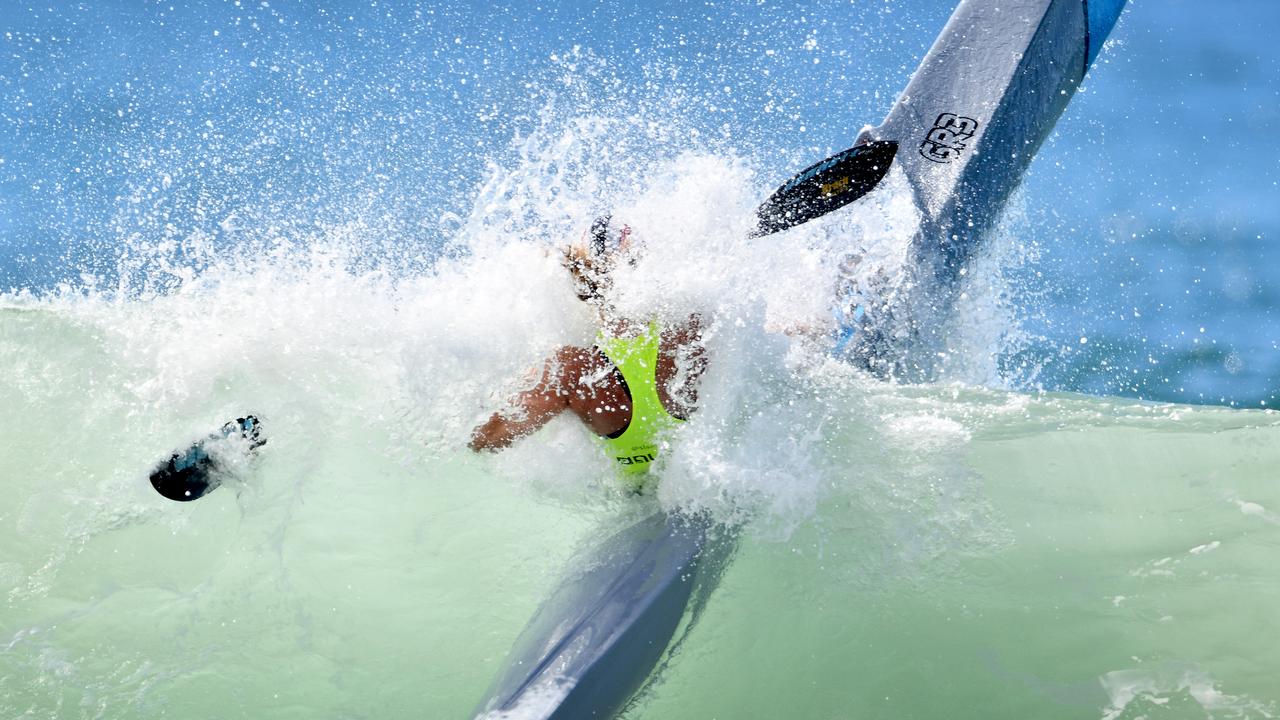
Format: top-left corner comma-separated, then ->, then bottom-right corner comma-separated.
1016,0 -> 1280,406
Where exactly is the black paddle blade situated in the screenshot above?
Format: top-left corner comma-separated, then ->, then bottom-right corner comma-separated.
753,140 -> 898,237
150,416 -> 265,502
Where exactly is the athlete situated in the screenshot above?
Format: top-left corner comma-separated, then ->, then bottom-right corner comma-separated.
468,216 -> 706,488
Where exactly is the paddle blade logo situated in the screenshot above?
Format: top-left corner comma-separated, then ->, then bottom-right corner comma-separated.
820,175 -> 851,198
920,113 -> 979,163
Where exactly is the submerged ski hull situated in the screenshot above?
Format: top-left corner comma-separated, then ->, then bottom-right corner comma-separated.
472,512 -> 736,720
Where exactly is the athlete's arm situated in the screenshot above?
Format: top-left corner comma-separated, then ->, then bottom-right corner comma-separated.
468,349 -> 574,452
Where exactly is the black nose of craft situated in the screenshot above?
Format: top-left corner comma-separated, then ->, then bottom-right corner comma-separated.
149,416 -> 265,502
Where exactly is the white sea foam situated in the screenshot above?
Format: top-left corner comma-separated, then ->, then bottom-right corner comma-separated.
1101,666 -> 1276,720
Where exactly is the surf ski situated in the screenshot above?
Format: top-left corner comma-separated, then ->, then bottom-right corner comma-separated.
473,1 -> 1131,717
755,0 -> 1129,373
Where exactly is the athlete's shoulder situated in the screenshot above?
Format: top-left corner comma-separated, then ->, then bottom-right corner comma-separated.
551,343 -> 598,363
549,344 -> 611,380
661,313 -> 704,346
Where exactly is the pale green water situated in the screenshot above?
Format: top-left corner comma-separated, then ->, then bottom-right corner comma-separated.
3,288 -> 1279,719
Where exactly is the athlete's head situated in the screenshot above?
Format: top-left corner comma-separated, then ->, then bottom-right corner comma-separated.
562,215 -> 633,303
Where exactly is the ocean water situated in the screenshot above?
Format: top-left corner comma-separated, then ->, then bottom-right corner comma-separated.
3,1 -> 1280,718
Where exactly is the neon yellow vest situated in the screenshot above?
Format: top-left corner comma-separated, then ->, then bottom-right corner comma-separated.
595,320 -> 683,485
